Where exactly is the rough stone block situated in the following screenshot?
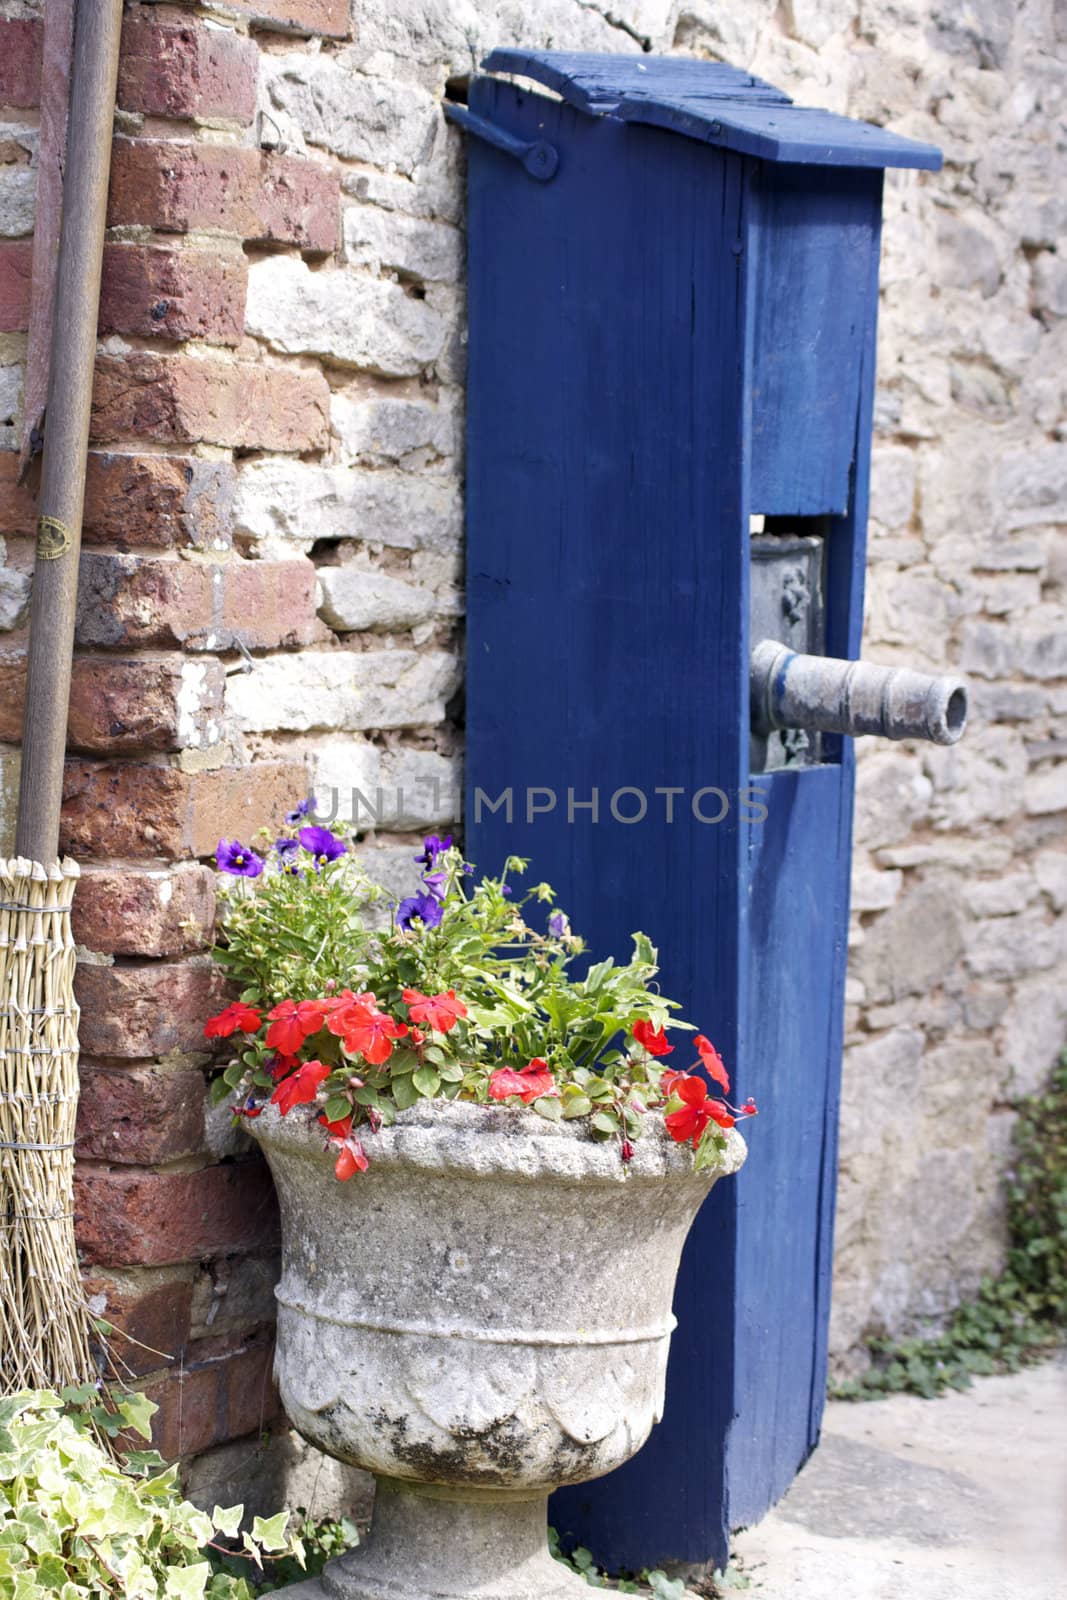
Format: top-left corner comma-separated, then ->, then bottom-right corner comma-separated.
342,202 -> 462,284
378,745 -> 461,830
91,353 -> 330,453
118,16 -> 258,124
331,387 -> 460,465
72,865 -> 216,956
995,444 -> 1067,529
266,59 -> 436,174
207,0 -> 349,36
232,459 -> 460,553
245,255 -> 445,375
99,245 -> 246,345
224,648 -> 459,733
108,140 -> 339,253
317,565 -> 441,633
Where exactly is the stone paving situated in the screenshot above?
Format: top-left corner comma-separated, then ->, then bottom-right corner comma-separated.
727,1360 -> 1066,1600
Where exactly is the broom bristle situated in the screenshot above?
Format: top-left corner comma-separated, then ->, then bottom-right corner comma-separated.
0,856 -> 95,1390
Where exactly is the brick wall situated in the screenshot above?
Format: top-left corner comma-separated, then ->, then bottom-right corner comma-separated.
0,0 -> 1064,1499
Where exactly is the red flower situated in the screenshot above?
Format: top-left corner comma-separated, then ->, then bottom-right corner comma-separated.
335,1139 -> 369,1181
319,1111 -> 369,1180
488,1058 -> 556,1104
271,1059 -> 331,1116
265,999 -> 325,1055
695,1034 -> 730,1093
268,1052 -> 301,1081
204,1001 -> 261,1040
402,988 -> 468,1034
633,1018 -> 673,1057
664,1074 -> 716,1146
328,994 -> 407,1065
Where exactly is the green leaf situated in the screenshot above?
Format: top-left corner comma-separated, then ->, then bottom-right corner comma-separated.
164,1562 -> 211,1599
533,1095 -> 563,1121
117,1392 -> 158,1442
324,1095 -> 352,1124
391,1074 -> 419,1111
561,1095 -> 593,1120
412,1066 -> 442,1098
251,1511 -> 290,1552
590,1111 -> 620,1136
212,1504 -> 243,1538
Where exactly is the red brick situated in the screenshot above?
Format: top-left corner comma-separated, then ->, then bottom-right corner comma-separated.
75,961 -> 229,1056
75,1160 -> 280,1267
76,1065 -> 208,1163
108,139 -> 339,253
72,865 -> 216,957
75,552 -> 318,651
118,17 -> 258,124
0,453 -> 236,550
0,238 -> 31,331
0,654 -> 226,754
140,1334 -> 280,1459
0,20 -> 41,109
100,244 -> 246,345
216,0 -> 349,36
83,1268 -> 196,1378
91,352 -> 330,453
60,757 -> 307,861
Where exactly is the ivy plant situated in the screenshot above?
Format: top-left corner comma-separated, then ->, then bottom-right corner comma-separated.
0,1389 -> 304,1599
833,1050 -> 1067,1400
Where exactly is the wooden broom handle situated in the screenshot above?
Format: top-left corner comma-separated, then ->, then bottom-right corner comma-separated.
15,0 -> 123,863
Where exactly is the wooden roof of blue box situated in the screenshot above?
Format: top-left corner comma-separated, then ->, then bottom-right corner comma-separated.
483,48 -> 943,170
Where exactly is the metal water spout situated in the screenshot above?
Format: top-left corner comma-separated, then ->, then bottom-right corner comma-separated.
750,639 -> 968,746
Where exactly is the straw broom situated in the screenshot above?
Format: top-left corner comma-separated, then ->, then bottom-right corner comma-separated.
0,857 -> 90,1387
0,2 -> 123,1392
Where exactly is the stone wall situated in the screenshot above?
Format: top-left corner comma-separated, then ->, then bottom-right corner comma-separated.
0,0 -> 1063,1484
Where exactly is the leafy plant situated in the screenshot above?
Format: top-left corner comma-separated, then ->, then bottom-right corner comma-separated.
0,1389 -> 304,1598
833,1051 -> 1067,1400
209,1509 -> 359,1594
206,812 -> 756,1179
547,1526 -> 701,1596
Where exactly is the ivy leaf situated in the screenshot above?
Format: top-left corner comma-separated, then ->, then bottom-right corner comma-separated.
164,1561 -> 211,1598
117,1392 -> 158,1442
251,1511 -> 290,1552
212,1504 -> 243,1538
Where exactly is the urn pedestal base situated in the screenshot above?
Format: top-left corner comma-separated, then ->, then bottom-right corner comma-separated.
280,1477 -> 590,1600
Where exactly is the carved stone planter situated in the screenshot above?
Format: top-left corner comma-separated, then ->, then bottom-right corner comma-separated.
250,1099 -> 745,1599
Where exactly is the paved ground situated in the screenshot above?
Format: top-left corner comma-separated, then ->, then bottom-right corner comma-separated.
728,1359 -> 1066,1600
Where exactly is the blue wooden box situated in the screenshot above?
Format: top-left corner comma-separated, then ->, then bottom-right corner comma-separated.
461,51 -> 941,1570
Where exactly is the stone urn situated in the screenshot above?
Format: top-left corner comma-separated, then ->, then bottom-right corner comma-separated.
250,1099 -> 746,1599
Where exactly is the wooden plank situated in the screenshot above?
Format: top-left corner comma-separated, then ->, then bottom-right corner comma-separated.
481,48 -> 788,115
747,165 -> 883,517
618,98 -> 942,170
465,75 -> 752,1571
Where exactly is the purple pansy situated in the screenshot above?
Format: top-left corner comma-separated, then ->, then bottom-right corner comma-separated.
414,834 -> 452,869
299,825 -> 347,864
397,892 -> 444,932
216,838 -> 264,878
548,910 -> 570,938
285,796 -> 318,826
422,869 -> 449,903
275,837 -> 302,876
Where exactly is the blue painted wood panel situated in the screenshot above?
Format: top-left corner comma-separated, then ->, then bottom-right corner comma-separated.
465,74 -> 752,1570
462,49 -> 914,1573
749,167 -> 883,517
